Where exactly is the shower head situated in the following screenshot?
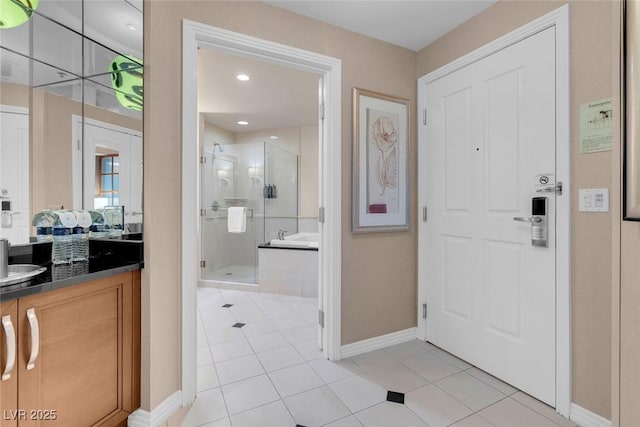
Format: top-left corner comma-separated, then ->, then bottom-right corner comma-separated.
214,143 -> 224,152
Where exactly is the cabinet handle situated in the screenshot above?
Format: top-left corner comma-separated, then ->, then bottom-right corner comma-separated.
1,315 -> 15,381
26,308 -> 39,371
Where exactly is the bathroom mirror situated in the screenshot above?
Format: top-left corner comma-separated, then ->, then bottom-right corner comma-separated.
0,0 -> 143,244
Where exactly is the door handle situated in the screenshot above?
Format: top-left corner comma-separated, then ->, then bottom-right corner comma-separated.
513,216 -> 542,223
26,308 -> 39,371
1,314 -> 15,381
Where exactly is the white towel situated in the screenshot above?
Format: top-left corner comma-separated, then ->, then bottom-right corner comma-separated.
227,207 -> 246,233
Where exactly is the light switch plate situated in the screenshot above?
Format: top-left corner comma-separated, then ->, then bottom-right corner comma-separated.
579,188 -> 609,212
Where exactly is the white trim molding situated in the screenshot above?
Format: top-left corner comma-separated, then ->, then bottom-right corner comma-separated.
417,4 -> 571,417
127,391 -> 183,427
569,403 -> 612,427
181,19 -> 342,409
340,327 -> 417,359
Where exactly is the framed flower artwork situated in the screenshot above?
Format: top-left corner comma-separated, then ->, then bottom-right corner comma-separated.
352,88 -> 409,233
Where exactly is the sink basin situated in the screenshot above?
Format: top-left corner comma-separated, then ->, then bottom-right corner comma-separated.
0,264 -> 47,287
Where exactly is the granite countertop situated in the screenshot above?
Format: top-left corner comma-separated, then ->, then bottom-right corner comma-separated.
1,238 -> 143,301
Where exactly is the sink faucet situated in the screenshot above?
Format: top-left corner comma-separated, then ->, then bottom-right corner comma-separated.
0,238 -> 9,279
277,229 -> 288,240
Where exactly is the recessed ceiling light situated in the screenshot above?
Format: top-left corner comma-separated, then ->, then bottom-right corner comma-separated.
269,135 -> 278,140
237,120 -> 249,126
126,23 -> 138,31
236,74 -> 250,81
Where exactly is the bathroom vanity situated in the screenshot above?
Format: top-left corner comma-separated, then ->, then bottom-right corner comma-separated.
0,239 -> 142,427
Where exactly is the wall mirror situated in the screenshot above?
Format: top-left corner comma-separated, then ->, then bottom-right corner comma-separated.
0,0 -> 143,244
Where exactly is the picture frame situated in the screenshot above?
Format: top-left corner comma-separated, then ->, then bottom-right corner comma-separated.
624,0 -> 640,220
352,87 -> 409,233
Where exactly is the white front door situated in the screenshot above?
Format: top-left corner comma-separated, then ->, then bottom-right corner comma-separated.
420,27 -> 557,406
0,107 -> 30,244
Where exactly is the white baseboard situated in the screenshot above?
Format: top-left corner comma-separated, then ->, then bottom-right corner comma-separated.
128,391 -> 183,427
340,327 -> 418,359
569,403 -> 611,427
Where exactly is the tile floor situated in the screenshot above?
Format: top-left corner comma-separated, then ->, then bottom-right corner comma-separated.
181,286 -> 577,427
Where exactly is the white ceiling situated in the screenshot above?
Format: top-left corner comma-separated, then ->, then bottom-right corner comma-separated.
198,1 -> 496,133
264,0 -> 496,51
198,49 -> 320,134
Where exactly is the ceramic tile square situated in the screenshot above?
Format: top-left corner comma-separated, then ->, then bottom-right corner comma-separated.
436,372 -> 506,411
271,313 -> 308,331
206,326 -> 245,346
430,348 -> 473,370
350,349 -> 397,372
405,384 -> 473,427
293,340 -> 324,361
382,340 -> 431,361
230,306 -> 267,322
511,392 -> 577,427
283,386 -> 350,427
323,416 -> 364,427
401,351 -> 461,383
240,319 -> 278,337
281,324 -> 317,345
268,363 -> 324,397
197,364 -> 220,391
221,374 -> 280,416
257,345 -> 305,372
201,310 -> 237,330
355,401 -> 429,427
360,359 -> 429,393
450,414 -> 496,427
198,345 -> 214,367
216,354 -> 265,385
246,331 -> 289,353
466,367 -> 519,396
479,398 -> 560,427
211,339 -> 254,363
229,401 -> 295,427
309,358 -> 362,384
328,374 -> 387,412
179,387 -> 228,426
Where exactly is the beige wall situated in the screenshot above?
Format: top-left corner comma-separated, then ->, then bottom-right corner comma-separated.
417,0 -> 614,419
146,0 -> 417,412
300,124 -> 319,218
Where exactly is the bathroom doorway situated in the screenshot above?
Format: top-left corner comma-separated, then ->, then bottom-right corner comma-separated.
197,48 -> 319,292
182,21 -> 342,405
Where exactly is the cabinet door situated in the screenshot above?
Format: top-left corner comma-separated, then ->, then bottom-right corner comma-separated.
1,299 -> 18,427
17,272 -> 137,427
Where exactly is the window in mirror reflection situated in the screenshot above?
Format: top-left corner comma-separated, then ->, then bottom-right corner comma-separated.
95,154 -> 120,209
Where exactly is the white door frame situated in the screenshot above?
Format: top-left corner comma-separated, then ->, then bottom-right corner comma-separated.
181,20 -> 342,406
71,114 -> 143,210
417,5 -> 570,417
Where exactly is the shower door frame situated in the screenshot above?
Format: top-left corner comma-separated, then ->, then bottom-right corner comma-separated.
181,20 -> 342,406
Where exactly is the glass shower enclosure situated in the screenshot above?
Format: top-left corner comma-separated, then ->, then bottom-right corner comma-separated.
200,141 -> 298,285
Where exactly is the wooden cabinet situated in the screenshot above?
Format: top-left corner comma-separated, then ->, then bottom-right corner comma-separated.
0,270 -> 140,427
1,299 -> 18,427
